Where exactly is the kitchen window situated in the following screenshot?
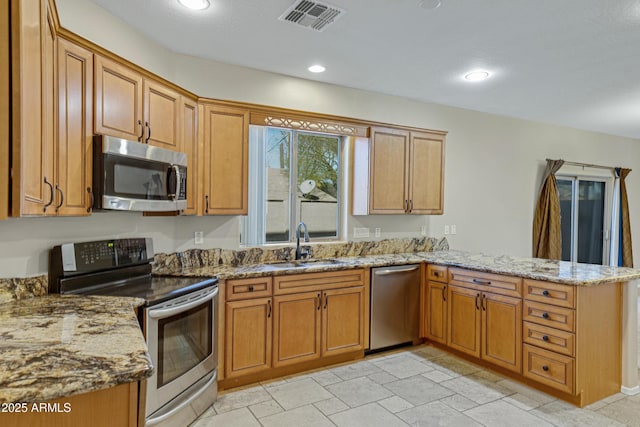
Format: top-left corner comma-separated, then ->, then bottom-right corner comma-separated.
241,126 -> 342,245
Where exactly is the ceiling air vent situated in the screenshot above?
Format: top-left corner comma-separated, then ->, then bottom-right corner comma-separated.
279,0 -> 345,32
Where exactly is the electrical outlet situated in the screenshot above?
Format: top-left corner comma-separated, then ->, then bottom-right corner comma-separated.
451,225 -> 457,235
444,225 -> 450,235
354,227 -> 370,238
420,225 -> 427,236
375,228 -> 381,238
194,231 -> 204,244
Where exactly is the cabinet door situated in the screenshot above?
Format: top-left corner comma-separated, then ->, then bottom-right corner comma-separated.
94,55 -> 143,141
201,104 -> 249,215
143,79 -> 181,150
0,1 -> 9,219
481,292 -> 522,373
322,287 -> 364,357
273,292 -> 321,367
447,285 -> 481,357
408,131 -> 444,214
181,97 -> 198,215
56,38 -> 93,216
368,127 -> 409,214
12,0 -> 56,216
426,281 -> 448,345
225,298 -> 272,378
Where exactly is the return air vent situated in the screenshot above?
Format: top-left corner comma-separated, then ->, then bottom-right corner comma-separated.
279,0 -> 345,32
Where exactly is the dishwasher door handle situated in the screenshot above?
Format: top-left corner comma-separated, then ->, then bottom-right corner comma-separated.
373,266 -> 420,276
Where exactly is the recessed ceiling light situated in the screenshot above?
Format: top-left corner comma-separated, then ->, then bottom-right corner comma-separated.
308,65 -> 326,73
178,0 -> 210,10
464,71 -> 490,81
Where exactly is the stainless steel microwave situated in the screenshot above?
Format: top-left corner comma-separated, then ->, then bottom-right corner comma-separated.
93,135 -> 187,212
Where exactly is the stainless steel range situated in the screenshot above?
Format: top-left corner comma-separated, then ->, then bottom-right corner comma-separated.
49,238 -> 218,427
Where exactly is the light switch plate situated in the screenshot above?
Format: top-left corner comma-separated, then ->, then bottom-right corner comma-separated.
375,228 -> 381,238
194,231 -> 204,244
354,227 -> 370,238
444,225 -> 450,235
451,225 -> 457,235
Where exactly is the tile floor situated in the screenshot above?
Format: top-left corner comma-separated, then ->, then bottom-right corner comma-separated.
190,345 -> 640,427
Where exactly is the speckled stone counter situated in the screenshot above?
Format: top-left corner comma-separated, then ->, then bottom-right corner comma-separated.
0,295 -> 153,404
163,250 -> 640,286
0,275 -> 48,305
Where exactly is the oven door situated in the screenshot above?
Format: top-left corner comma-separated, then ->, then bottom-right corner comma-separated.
145,285 -> 218,417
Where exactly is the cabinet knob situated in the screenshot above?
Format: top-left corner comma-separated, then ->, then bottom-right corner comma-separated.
542,365 -> 549,372
248,285 -> 254,292
542,312 -> 549,319
542,335 -> 549,342
542,290 -> 550,297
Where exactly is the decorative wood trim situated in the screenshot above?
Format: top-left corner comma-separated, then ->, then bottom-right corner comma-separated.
251,111 -> 366,137
55,27 -> 198,100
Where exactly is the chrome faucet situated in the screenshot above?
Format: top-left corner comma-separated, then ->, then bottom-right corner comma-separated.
295,222 -> 310,260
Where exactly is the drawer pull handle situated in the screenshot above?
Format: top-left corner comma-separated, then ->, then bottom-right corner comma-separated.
472,279 -> 492,285
248,285 -> 254,292
542,312 -> 550,319
316,293 -> 321,311
542,335 -> 550,342
542,365 -> 549,372
542,290 -> 550,297
475,293 -> 480,310
267,299 -> 272,318
434,272 -> 440,277
442,285 -> 446,302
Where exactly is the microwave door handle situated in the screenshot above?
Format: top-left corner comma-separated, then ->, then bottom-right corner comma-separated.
168,165 -> 180,201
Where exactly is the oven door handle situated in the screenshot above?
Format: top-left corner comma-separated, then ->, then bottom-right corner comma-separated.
148,287 -> 218,320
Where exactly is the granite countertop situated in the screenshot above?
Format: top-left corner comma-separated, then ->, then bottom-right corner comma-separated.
164,250 -> 640,286
0,295 -> 153,404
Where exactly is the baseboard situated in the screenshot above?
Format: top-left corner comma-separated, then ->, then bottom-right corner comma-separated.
621,385 -> 640,395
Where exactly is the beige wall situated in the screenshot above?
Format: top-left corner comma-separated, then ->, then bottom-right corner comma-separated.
2,0 -> 638,277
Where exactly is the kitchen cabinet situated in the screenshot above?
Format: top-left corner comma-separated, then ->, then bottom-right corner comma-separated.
94,55 -> 144,142
0,1 -> 9,219
225,297 -> 272,379
272,270 -> 365,367
56,37 -> 93,216
446,269 -> 522,373
423,264 -> 448,344
352,126 -> 445,215
95,55 -> 181,150
200,103 -> 249,215
181,96 -> 198,215
2,382 -> 139,427
224,277 -> 273,379
11,0 -> 57,216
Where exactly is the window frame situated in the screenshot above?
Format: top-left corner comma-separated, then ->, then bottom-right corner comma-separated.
556,170 -> 613,264
242,125 -> 344,246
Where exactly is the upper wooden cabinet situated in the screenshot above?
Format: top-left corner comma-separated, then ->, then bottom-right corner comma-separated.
11,0 -> 56,216
94,55 -> 144,142
352,126 -> 445,215
56,38 -> 93,216
94,55 -> 181,150
181,96 -> 198,215
0,1 -> 10,219
200,103 -> 249,215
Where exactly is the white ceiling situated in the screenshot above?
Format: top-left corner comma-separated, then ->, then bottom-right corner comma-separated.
89,0 -> 640,139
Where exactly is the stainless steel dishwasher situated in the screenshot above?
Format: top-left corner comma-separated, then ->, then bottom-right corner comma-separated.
369,264 -> 421,352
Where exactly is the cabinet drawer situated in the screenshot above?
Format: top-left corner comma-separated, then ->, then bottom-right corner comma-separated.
226,277 -> 273,301
523,344 -> 574,394
523,321 -> 575,357
274,269 -> 365,295
523,301 -> 575,332
448,268 -> 522,298
524,280 -> 575,309
427,264 -> 448,284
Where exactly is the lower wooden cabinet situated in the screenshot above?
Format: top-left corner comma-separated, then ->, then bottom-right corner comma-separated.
225,297 -> 272,378
223,270 -> 366,386
1,382 -> 139,427
425,281 -> 447,344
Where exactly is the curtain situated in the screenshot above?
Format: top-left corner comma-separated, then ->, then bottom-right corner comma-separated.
533,159 -> 565,259
616,168 -> 633,267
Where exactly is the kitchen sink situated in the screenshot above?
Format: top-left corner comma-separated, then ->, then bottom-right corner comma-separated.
266,259 -> 344,269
